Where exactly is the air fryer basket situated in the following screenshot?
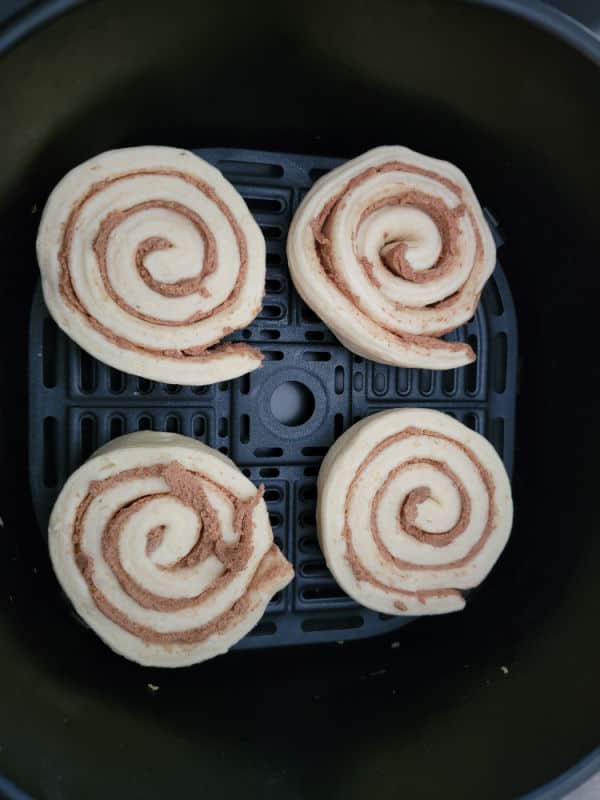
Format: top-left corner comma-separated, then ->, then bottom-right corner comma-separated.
0,2 -> 599,799
28,146 -> 517,650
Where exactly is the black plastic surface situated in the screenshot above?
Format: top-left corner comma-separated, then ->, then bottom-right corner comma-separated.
28,147 -> 517,649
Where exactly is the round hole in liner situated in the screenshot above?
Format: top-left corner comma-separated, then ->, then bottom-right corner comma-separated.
270,381 -> 315,427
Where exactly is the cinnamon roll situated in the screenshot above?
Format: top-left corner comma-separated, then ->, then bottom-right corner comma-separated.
49,432 -> 293,666
287,146 -> 496,369
317,409 -> 512,614
37,146 -> 265,384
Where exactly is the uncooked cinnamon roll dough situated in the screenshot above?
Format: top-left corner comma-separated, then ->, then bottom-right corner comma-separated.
48,432 -> 293,666
317,409 -> 513,615
287,146 -> 496,369
37,146 -> 266,385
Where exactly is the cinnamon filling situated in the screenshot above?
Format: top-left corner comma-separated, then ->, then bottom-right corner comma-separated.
59,168 -> 261,363
72,462 -> 287,644
372,457 -> 471,550
310,160 -> 486,357
93,201 -> 217,320
357,191 -> 465,285
343,427 -> 496,607
145,525 -> 166,556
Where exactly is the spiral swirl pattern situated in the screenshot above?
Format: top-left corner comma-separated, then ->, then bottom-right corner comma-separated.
317,409 -> 512,615
49,432 -> 293,666
37,146 -> 266,385
287,146 -> 496,369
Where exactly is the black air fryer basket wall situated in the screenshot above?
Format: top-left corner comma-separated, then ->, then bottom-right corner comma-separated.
0,2 -> 599,799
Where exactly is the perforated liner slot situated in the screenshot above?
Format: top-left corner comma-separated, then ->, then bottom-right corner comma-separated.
28,148 -> 518,650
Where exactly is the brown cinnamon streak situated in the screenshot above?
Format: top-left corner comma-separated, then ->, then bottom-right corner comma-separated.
343,427 -> 496,607
310,161 -> 485,357
72,462 -> 285,644
59,168 -> 261,362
